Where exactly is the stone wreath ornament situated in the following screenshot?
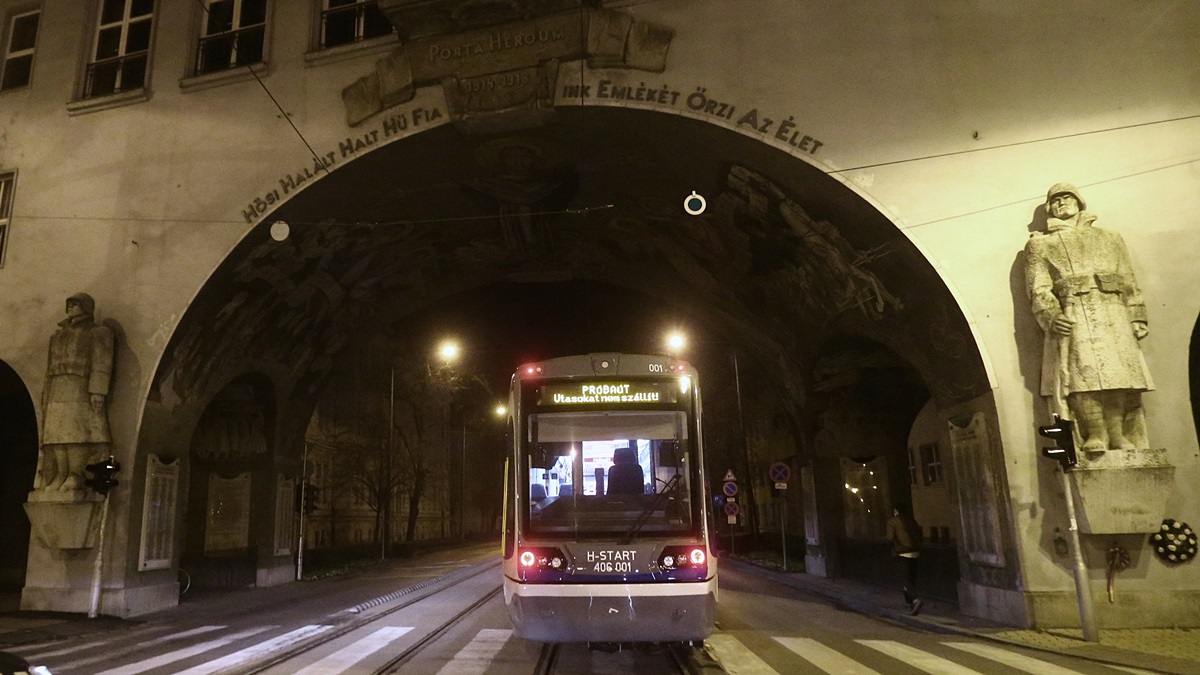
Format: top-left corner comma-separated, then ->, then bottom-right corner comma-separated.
1149,519 -> 1197,564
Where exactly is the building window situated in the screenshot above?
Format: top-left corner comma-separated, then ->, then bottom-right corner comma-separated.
0,172 -> 13,268
1,9 -> 39,91
321,0 -> 391,49
907,446 -> 919,486
196,0 -> 266,75
919,443 -> 943,485
84,0 -> 153,99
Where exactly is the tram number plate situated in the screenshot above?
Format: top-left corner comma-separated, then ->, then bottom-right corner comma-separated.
584,549 -> 637,574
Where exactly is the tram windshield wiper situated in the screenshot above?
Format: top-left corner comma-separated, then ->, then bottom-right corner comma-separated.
618,475 -> 680,545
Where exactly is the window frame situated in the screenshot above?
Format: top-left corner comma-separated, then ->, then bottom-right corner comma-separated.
1,7 -> 40,92
918,442 -> 943,486
319,0 -> 392,50
194,0 -> 269,77
80,0 -> 156,101
0,171 -> 15,269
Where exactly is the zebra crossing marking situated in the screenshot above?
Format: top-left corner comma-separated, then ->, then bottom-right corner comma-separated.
434,628 -> 513,675
944,641 -> 1093,674
52,625 -> 226,671
774,636 -> 881,674
173,624 -> 334,675
859,639 -> 984,674
705,633 -> 782,674
292,626 -> 414,675
92,625 -> 274,675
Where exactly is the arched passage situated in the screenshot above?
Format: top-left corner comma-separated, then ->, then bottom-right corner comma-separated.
0,361 -> 38,590
139,105 -> 994,591
180,374 -> 279,590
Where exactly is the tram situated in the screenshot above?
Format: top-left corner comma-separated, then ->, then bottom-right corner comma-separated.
500,353 -> 717,644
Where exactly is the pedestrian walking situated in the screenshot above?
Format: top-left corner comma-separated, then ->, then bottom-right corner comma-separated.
886,501 -> 923,615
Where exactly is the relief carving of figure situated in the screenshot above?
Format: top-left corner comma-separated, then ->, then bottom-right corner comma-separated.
1023,183 -> 1153,452
34,293 -> 114,490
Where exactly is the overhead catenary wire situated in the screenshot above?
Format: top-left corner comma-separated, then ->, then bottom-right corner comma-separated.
191,0 -> 329,178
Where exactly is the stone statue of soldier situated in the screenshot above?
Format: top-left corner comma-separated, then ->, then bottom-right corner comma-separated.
1023,183 -> 1153,452
34,293 -> 114,491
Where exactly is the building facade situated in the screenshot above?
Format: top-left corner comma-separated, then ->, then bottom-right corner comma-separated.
0,0 -> 1197,628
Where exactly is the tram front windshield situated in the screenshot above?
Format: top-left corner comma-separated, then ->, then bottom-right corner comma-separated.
525,410 -> 696,537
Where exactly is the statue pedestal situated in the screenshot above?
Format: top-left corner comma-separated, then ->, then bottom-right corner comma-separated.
23,490 -> 104,550
1070,448 -> 1174,534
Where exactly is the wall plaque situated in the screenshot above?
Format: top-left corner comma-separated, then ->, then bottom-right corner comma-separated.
138,454 -> 180,570
948,413 -> 1006,567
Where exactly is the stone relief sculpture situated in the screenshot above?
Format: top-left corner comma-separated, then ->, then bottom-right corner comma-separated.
33,293 -> 114,491
1023,183 -> 1153,452
464,138 -> 576,259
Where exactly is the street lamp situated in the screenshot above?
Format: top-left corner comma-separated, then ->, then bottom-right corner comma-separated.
436,338 -> 465,542
438,339 -> 460,364
495,404 -> 507,417
665,330 -> 687,355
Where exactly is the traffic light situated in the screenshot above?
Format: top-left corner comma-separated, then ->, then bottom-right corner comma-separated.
1037,415 -> 1077,469
294,483 -> 319,515
84,456 -> 121,495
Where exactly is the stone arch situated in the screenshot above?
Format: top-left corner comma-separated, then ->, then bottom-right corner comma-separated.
135,104 -> 997,600
0,360 -> 37,590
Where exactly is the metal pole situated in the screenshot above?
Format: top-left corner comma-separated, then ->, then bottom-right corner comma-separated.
780,496 -> 788,572
731,351 -> 758,538
1061,467 -> 1099,641
460,417 -> 466,542
88,494 -> 110,618
383,364 -> 394,560
297,443 -> 307,581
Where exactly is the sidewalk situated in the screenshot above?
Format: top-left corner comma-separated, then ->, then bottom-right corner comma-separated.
725,558 -> 1200,675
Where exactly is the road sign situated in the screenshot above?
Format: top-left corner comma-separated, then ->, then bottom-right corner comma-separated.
769,462 -> 791,483
722,481 -> 739,497
723,469 -> 737,482
724,502 -> 740,517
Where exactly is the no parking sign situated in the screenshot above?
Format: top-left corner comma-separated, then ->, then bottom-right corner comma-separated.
769,462 -> 791,490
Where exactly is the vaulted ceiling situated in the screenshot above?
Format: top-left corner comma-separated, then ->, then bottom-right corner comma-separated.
152,107 -> 989,425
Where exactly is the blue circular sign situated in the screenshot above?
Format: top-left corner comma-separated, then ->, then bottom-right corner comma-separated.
722,481 -> 739,497
769,462 -> 791,483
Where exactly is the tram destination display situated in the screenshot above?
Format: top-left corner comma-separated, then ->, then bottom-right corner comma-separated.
538,381 -> 680,406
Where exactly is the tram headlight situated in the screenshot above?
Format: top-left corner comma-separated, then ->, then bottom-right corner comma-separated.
517,547 -> 568,579
658,545 -> 708,573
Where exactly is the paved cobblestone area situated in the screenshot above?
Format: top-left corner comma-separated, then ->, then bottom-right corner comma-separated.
993,627 -> 1200,668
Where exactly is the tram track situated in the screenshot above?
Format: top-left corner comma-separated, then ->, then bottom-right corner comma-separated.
235,557 -> 501,675
533,641 -> 700,675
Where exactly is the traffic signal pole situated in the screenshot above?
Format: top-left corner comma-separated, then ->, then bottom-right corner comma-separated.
88,491 -> 111,619
1060,465 -> 1099,641
1037,416 -> 1098,642
84,456 -> 120,619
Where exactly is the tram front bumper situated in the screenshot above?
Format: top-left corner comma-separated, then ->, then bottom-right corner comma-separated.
505,579 -> 716,643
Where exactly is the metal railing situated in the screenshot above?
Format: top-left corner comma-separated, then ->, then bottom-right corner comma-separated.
83,52 -> 147,98
321,1 -> 392,49
195,24 -> 265,75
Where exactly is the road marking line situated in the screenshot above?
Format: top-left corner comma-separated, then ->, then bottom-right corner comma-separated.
944,641 -> 1087,674
93,625 -> 274,675
292,626 -> 414,675
859,640 -> 984,674
434,628 -> 513,675
52,625 -> 226,670
705,633 -> 782,674
173,624 -> 334,675
774,636 -> 881,674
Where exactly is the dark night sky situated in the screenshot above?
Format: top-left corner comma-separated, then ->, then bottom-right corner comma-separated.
393,279 -> 703,395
